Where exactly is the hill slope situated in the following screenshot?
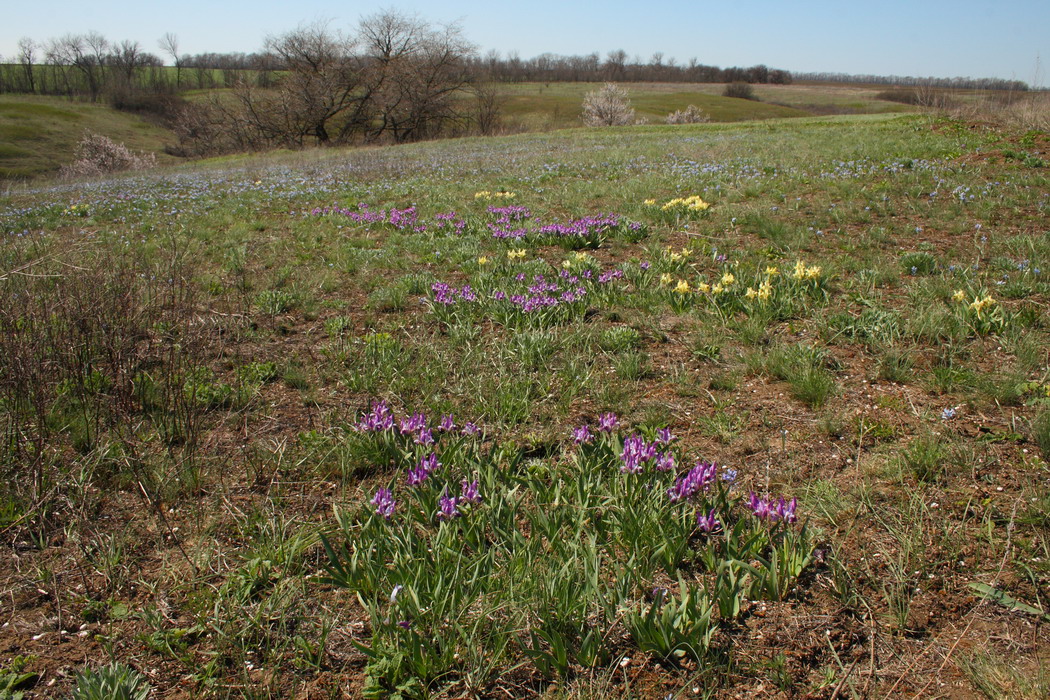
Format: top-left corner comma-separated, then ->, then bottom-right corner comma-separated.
0,95 -> 176,180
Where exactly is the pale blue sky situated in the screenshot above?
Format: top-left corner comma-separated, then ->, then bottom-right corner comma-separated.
3,1 -> 1047,85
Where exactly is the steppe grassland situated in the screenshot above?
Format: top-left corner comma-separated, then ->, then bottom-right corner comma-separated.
0,112 -> 1048,698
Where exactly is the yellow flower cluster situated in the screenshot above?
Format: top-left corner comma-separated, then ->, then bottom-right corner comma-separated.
63,203 -> 90,216
478,256 -> 489,265
744,279 -> 774,303
659,195 -> 711,212
968,294 -> 997,317
507,249 -> 526,260
666,246 -> 694,263
474,191 -> 516,200
791,260 -> 821,280
951,289 -> 966,302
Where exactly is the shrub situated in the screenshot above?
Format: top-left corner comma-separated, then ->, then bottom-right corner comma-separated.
665,104 -> 709,124
723,82 -> 757,100
582,83 -> 635,126
875,89 -> 923,105
59,132 -> 157,179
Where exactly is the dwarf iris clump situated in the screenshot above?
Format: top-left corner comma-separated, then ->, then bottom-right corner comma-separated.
427,262 -> 629,329
323,408 -> 813,691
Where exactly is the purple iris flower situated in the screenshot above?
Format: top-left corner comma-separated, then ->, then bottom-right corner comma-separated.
667,461 -> 717,502
572,424 -> 594,445
460,479 -> 482,504
437,488 -> 460,520
655,452 -> 676,472
597,413 -> 619,433
696,508 -> 720,533
371,488 -> 397,519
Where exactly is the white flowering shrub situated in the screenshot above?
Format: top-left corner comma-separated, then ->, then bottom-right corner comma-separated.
665,104 -> 709,124
582,83 -> 635,127
60,132 -> 157,179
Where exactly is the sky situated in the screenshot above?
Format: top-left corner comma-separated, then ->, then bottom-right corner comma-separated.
3,0 -> 1047,86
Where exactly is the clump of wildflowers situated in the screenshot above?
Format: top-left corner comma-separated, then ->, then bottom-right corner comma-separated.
357,400 -> 396,432
572,424 -> 594,445
475,190 -> 516,200
655,195 -> 710,212
437,487 -> 460,520
667,461 -> 718,502
620,433 -> 659,473
791,259 -> 822,281
954,290 -> 1005,335
372,488 -> 397,519
696,508 -> 721,533
437,479 -> 482,521
748,492 -> 798,524
407,453 -> 441,486
598,413 -> 619,432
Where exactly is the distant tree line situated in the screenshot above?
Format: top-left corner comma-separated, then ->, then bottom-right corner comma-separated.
791,71 -> 1028,91
0,34 -> 171,101
465,50 -> 793,85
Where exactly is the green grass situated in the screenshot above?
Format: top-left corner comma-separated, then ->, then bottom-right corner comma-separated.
496,82 -> 813,130
0,94 -> 175,179
1,106 -> 1047,697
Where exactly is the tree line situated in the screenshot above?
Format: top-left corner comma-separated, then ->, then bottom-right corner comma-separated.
791,71 -> 1028,92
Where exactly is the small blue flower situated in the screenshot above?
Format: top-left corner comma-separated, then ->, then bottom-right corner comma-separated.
941,407 -> 956,420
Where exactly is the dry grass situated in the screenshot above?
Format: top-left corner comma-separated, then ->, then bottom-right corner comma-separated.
938,90 -> 1050,130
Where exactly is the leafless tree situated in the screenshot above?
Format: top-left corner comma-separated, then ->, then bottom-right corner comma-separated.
604,49 -> 627,81
47,32 -> 109,100
159,32 -> 183,88
111,40 -> 145,87
17,37 -> 37,92
358,11 -> 475,142
260,21 -> 365,145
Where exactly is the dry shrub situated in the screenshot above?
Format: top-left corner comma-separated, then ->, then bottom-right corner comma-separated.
666,104 -> 709,124
59,132 -> 157,179
723,82 -> 757,100
875,88 -> 923,105
958,92 -> 1050,131
582,83 -> 635,126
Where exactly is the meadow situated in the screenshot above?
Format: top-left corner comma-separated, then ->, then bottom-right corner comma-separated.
0,81 -> 920,182
0,110 -> 1048,698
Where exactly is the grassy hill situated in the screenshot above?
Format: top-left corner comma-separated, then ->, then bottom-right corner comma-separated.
0,95 -> 176,180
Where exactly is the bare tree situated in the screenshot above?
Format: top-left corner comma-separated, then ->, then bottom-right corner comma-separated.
358,11 -> 475,142
261,21 -> 367,145
604,49 -> 627,81
48,32 -> 109,100
159,32 -> 182,88
111,40 -> 144,87
17,37 -> 37,93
